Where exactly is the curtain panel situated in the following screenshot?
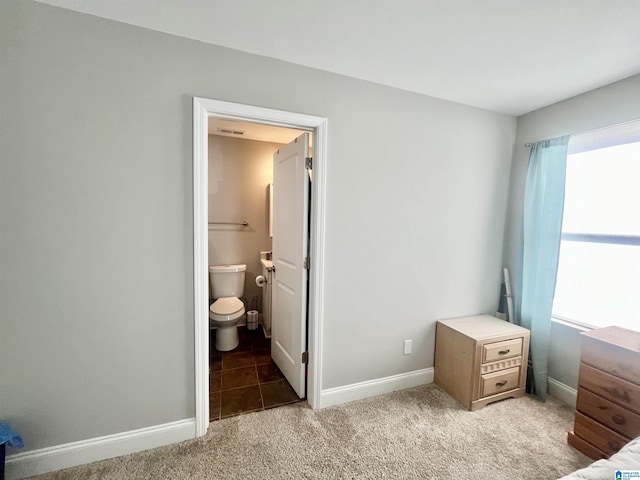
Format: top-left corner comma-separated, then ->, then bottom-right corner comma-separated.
520,135 -> 570,400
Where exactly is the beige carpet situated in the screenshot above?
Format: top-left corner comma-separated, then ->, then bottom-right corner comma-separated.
28,384 -> 591,479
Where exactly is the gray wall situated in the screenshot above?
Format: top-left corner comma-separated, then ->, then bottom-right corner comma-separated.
0,1 -> 515,453
503,74 -> 640,389
208,135 -> 279,310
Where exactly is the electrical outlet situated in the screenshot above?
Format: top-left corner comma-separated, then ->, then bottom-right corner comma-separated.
403,339 -> 412,355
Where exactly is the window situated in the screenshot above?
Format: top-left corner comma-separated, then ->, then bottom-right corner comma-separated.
552,124 -> 640,330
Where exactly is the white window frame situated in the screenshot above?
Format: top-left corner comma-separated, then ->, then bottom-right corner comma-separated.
551,120 -> 640,331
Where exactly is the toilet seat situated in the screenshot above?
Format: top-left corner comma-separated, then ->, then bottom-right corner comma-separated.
210,297 -> 244,322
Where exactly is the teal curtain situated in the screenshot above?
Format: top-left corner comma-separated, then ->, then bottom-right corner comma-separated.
520,135 -> 569,401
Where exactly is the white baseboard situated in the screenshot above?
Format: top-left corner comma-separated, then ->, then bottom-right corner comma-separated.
548,377 -> 577,407
319,368 -> 434,409
4,418 -> 196,480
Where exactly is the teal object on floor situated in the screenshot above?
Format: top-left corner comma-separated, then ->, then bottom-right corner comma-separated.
0,423 -> 23,448
1,423 -> 24,480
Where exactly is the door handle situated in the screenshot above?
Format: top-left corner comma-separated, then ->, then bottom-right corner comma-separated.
495,380 -> 508,387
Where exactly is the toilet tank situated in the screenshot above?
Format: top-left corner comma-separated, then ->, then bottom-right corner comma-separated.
209,264 -> 246,298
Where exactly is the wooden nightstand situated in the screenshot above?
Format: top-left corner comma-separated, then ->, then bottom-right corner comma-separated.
434,314 -> 530,411
567,326 -> 640,460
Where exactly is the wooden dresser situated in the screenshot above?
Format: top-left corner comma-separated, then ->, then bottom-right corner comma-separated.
568,326 -> 640,460
435,315 -> 530,411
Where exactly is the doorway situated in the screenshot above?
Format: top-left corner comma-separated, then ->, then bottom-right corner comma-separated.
193,97 -> 327,436
207,126 -> 307,419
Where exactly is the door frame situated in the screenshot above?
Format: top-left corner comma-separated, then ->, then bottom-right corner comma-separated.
192,97 -> 327,436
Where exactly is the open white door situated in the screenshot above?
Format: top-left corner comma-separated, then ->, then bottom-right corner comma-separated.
271,133 -> 309,398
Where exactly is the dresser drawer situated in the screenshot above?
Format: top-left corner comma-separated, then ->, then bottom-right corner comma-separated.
480,367 -> 520,397
573,412 -> 629,456
582,336 -> 640,385
579,363 -> 640,415
482,338 -> 523,363
567,431 -> 607,460
577,388 -> 640,439
568,327 -> 640,461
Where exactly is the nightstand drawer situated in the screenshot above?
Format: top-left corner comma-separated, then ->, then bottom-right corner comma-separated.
482,338 -> 522,363
577,388 -> 640,439
480,367 -> 520,397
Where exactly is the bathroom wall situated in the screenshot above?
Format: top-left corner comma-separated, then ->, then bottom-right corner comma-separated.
208,135 -> 281,312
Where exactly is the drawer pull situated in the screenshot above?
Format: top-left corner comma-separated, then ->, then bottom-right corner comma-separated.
498,349 -> 511,355
612,414 -> 626,425
495,380 -> 508,387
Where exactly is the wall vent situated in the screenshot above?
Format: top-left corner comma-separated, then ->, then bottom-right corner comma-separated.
217,128 -> 245,135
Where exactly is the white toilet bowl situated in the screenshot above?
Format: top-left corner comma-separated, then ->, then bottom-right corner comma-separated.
209,297 -> 245,351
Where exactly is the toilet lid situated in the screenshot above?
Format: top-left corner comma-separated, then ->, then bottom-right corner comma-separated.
210,297 -> 243,315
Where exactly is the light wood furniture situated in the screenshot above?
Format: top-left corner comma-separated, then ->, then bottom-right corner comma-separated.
568,326 -> 640,460
434,314 -> 530,411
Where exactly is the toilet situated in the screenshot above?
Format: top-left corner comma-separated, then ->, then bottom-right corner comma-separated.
209,264 -> 246,352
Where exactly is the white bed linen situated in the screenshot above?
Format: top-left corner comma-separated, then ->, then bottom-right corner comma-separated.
560,436 -> 640,479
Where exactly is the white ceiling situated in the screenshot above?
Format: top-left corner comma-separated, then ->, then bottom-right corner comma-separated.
37,0 -> 640,116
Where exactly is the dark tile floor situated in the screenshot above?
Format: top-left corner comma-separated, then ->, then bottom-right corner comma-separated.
209,325 -> 302,421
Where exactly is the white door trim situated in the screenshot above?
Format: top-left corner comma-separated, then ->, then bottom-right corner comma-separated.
192,97 -> 327,437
